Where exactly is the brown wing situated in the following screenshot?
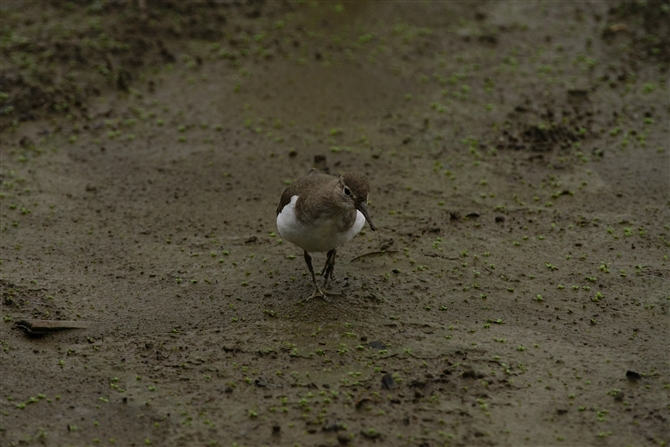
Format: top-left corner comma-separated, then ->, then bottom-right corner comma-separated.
276,185 -> 297,215
276,169 -> 323,215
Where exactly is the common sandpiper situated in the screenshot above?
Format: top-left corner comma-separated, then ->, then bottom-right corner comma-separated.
276,169 -> 376,300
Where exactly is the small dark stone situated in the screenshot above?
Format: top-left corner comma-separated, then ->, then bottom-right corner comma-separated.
245,236 -> 257,243
568,89 -> 589,98
380,238 -> 394,250
465,212 -> 480,219
626,370 -> 642,381
117,69 -> 131,91
254,377 -> 268,387
361,429 -> 380,439
337,433 -> 351,444
382,373 -> 396,390
355,397 -> 371,409
323,421 -> 345,432
246,9 -> 261,18
462,370 -> 484,379
557,408 -> 568,415
478,35 -> 497,45
495,216 -> 505,223
367,341 -> 386,350
272,424 -> 281,433
19,136 -> 34,148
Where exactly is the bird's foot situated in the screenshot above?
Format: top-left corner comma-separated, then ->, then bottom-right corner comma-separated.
306,286 -> 342,302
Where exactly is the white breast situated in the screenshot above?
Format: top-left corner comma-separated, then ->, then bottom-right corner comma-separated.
277,195 -> 365,253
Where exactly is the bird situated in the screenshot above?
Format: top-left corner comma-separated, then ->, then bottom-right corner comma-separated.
276,169 -> 376,300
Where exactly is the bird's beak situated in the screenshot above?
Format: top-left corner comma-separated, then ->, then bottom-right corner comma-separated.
357,202 -> 376,231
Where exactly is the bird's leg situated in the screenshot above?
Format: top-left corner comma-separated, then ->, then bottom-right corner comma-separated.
304,250 -> 319,289
303,250 -> 340,301
321,249 -> 337,287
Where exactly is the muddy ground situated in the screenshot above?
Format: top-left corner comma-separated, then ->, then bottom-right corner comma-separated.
1,1 -> 669,446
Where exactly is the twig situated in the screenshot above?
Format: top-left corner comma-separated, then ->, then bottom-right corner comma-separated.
350,250 -> 398,262
16,319 -> 91,337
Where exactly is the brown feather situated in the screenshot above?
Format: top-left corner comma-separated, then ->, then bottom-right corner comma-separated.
276,169 -> 323,215
277,169 -> 373,232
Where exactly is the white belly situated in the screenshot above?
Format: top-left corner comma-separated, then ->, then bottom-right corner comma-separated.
276,196 -> 365,253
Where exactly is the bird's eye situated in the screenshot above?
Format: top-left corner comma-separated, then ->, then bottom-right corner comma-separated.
343,186 -> 351,196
